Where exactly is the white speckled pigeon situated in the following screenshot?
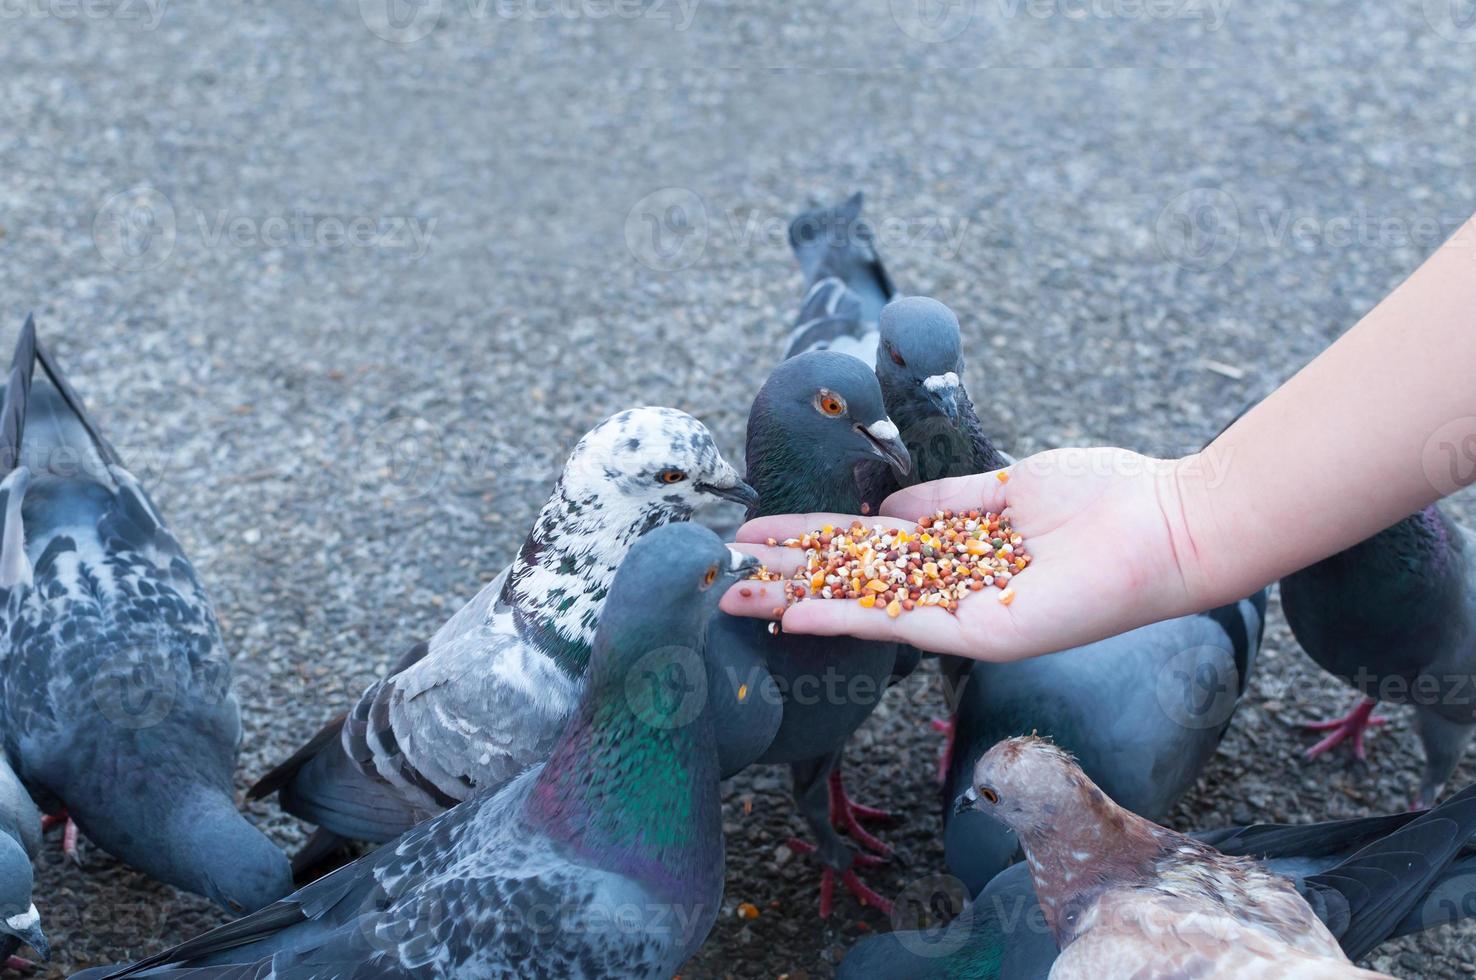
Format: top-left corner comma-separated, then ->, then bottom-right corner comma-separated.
944,737 -> 1415,979
839,780 -> 1476,978
0,749 -> 44,966
783,192 -> 896,364
0,317 -> 291,913
942,592 -> 1266,894
80,523 -> 756,980
706,350 -> 912,917
1280,504 -> 1476,807
252,406 -> 764,873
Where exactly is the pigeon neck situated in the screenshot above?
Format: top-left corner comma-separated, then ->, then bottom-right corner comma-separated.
744,427 -> 865,519
1011,793 -> 1164,947
502,477 -> 690,677
880,374 -> 1007,481
526,652 -> 721,899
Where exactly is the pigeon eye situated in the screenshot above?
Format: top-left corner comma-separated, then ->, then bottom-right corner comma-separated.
814,391 -> 847,417
979,786 -> 999,805
888,345 -> 906,368
701,565 -> 718,588
657,469 -> 687,485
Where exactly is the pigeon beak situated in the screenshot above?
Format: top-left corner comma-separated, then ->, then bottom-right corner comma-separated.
696,478 -> 760,510
856,419 -> 911,477
923,373 -> 964,429
952,787 -> 980,817
725,547 -> 762,578
4,905 -> 47,961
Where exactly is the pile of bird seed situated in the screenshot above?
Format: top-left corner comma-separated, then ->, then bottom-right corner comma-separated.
751,509 -> 1030,617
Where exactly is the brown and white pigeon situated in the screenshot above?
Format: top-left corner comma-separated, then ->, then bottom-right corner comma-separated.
959,736 -> 1396,979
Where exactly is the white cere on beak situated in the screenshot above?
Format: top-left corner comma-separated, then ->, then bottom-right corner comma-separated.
923,372 -> 961,392
866,419 -> 900,441
5,905 -> 38,932
726,547 -> 748,571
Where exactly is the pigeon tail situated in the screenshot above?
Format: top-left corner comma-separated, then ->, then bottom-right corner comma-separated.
1300,781 -> 1476,961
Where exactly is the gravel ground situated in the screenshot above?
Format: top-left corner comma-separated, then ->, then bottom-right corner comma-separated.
5,1 -> 1476,976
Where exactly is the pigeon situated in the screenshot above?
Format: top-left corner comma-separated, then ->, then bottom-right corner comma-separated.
942,591 -> 1267,893
1280,504 -> 1476,807
78,523 -> 757,980
0,750 -> 45,967
938,736 -> 1421,979
838,780 -> 1476,978
251,406 -> 761,871
707,350 -> 912,916
782,192 -> 897,364
0,317 -> 292,913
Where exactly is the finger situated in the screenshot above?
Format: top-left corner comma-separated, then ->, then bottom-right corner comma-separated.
879,470 -> 1012,520
779,598 -> 969,652
736,513 -> 884,544
718,580 -> 790,618
727,542 -> 808,577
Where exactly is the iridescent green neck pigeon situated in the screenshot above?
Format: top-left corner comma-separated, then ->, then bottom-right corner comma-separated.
0,317 -> 291,914
839,779 -> 1476,978
250,406 -> 761,875
1280,504 -> 1476,807
707,350 -> 913,917
80,523 -> 755,980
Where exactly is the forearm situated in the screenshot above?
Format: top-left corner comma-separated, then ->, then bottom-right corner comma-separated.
1174,214 -> 1476,608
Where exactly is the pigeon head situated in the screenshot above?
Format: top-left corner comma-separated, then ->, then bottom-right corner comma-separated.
0,837 -> 43,960
161,792 -> 293,915
504,407 -> 753,675
956,736 -> 1103,835
745,351 -> 911,516
561,407 -> 756,512
877,296 -> 967,429
587,522 -> 759,691
788,191 -> 886,289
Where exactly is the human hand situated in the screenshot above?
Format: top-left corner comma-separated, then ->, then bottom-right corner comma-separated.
719,448 -> 1204,661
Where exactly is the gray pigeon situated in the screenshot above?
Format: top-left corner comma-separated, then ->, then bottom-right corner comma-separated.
952,738 -> 1408,977
707,350 -> 912,916
942,592 -> 1266,893
839,780 -> 1476,978
251,407 -> 761,871
0,750 -> 44,966
82,523 -> 757,980
782,192 -> 896,363
0,317 -> 291,913
1280,504 -> 1476,807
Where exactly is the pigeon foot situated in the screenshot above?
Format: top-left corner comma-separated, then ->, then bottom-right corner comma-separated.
4,956 -> 36,972
41,810 -> 81,863
1301,698 -> 1389,761
786,838 -> 892,917
828,770 -> 896,856
930,716 -> 956,785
